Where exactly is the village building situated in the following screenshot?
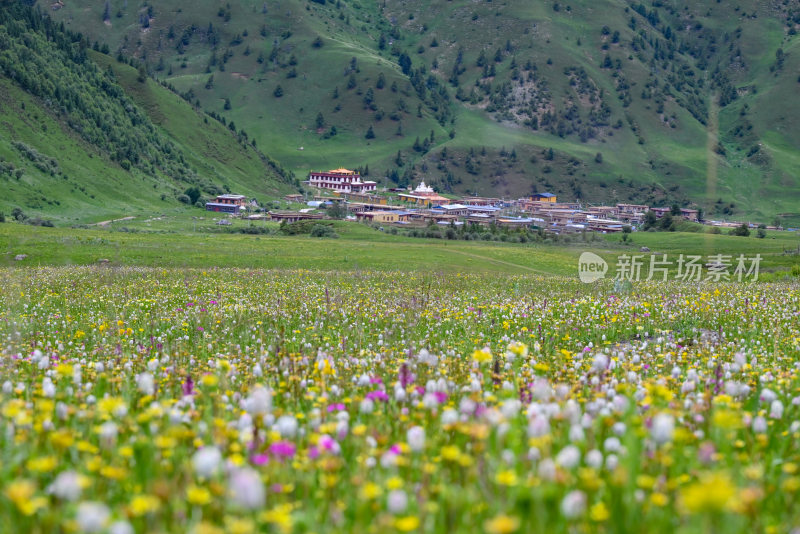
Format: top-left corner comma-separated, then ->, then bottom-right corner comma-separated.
431,204 -> 470,217
538,209 -> 587,225
496,216 -> 537,228
466,205 -> 502,216
649,206 -> 700,222
614,204 -> 647,225
586,206 -> 620,218
617,203 -> 649,215
307,168 -> 377,193
347,202 -> 408,213
216,194 -> 248,206
465,214 -> 494,226
423,212 -> 459,224
355,211 -> 411,224
268,212 -> 325,223
519,199 -> 580,212
459,197 -> 503,207
530,192 -> 557,203
680,208 -> 700,222
336,191 -> 388,205
586,217 -> 626,233
398,181 -> 452,206
206,194 -> 248,214
650,207 -> 672,218
708,220 -> 746,229
617,212 -> 645,225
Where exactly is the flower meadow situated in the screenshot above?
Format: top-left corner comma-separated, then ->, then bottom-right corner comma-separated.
1,266 -> 800,533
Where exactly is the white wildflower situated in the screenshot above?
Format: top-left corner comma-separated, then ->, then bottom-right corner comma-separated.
555,445 -> 581,469
407,426 -> 425,452
228,467 -> 265,509
650,413 -> 675,445
192,446 -> 222,478
76,502 -> 110,533
770,400 -> 784,419
245,386 -> 272,416
276,415 -> 298,438
136,372 -> 155,396
387,489 -> 408,514
48,471 -> 84,501
561,490 -> 587,519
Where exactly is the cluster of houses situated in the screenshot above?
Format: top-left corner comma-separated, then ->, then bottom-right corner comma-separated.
206,168 -> 776,233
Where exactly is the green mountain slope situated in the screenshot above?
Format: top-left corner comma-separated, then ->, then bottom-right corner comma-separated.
35,0 -> 800,224
0,4 -> 295,224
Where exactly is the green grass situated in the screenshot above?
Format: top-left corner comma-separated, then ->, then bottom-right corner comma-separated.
0,220 -> 574,274
2,219 -> 798,280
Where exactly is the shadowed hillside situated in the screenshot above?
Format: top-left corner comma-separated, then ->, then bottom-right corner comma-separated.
0,4 -> 295,224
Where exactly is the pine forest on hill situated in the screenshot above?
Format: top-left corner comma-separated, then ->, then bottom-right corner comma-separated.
0,1 -> 796,224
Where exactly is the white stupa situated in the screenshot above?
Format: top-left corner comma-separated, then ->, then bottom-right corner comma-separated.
413,181 -> 435,194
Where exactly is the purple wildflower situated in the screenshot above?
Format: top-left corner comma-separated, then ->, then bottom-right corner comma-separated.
182,375 -> 194,396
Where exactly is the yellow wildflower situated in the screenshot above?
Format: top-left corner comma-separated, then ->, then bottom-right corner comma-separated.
441,445 -> 460,461
472,348 -> 492,364
394,516 -> 420,532
359,482 -> 382,500
680,472 -> 738,514
129,494 -> 161,517
100,466 -> 127,480
494,470 -> 518,487
386,477 -> 404,490
201,375 -> 219,387
590,502 -> 610,522
187,485 -> 212,506
260,504 -> 294,534
26,456 -> 57,473
225,517 -> 255,534
782,477 -> 800,492
650,492 -> 669,507
191,522 -> 224,534
5,480 -> 47,516
50,429 -> 75,449
97,397 -> 127,417
484,514 -> 520,534
712,409 -> 742,430
56,364 -> 73,377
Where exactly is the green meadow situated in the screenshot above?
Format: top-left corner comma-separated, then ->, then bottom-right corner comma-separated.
2,217 -> 798,280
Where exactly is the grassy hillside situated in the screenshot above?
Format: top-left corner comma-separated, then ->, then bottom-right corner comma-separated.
0,5 -> 294,224
43,0 -> 800,225
89,51 -> 297,200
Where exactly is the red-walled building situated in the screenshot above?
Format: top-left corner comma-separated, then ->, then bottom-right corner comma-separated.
307,168 -> 377,193
205,194 -> 248,214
